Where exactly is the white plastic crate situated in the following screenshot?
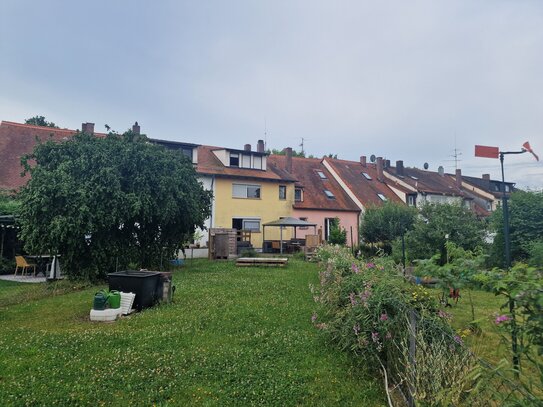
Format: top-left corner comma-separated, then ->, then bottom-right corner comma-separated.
120,291 -> 136,315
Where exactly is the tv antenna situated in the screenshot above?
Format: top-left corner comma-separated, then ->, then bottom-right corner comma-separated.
299,137 -> 308,155
445,135 -> 462,170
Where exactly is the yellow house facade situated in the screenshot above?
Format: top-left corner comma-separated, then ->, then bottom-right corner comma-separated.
196,142 -> 297,249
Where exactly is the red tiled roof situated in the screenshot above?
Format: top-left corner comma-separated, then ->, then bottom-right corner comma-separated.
196,145 -> 296,182
0,121 -> 108,190
268,155 -> 360,212
324,158 -> 404,207
386,166 -> 465,197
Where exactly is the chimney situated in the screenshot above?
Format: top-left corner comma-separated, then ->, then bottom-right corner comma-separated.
455,169 -> 462,188
285,147 -> 293,173
396,160 -> 404,176
244,144 -> 251,151
81,122 -> 95,134
132,121 -> 140,135
385,159 -> 391,168
438,166 -> 444,176
257,139 -> 264,153
482,174 -> 490,181
360,156 -> 367,167
376,157 -> 384,182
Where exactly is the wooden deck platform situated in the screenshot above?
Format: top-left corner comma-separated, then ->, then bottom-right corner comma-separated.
235,257 -> 289,267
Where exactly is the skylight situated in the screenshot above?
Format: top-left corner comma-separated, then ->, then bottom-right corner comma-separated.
377,193 -> 387,201
410,175 -> 419,180
362,172 -> 372,180
316,170 -> 327,179
324,190 -> 335,199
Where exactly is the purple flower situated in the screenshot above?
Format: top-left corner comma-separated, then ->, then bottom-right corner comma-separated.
311,313 -> 318,323
371,332 -> 379,343
380,313 -> 388,321
453,335 -> 463,345
366,262 -> 375,269
353,323 -> 361,336
495,315 -> 510,325
351,263 -> 360,274
349,292 -> 358,306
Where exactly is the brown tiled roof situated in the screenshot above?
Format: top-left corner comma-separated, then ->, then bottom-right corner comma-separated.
324,158 -> 404,208
268,155 -> 360,212
196,145 -> 297,182
0,121 -> 90,190
386,166 -> 465,197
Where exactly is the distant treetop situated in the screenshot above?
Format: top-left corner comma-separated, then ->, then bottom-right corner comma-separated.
25,116 -> 59,128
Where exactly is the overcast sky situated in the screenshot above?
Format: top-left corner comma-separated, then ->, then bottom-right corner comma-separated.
1,1 -> 542,188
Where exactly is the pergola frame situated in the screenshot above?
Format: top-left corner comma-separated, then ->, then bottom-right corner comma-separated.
262,217 -> 317,254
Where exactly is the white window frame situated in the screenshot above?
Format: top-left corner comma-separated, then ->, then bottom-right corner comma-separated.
232,183 -> 261,199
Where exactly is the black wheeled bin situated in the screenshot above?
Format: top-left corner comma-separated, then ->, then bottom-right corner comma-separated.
108,270 -> 161,311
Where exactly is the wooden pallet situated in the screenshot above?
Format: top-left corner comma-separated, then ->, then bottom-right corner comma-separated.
235,257 -> 289,267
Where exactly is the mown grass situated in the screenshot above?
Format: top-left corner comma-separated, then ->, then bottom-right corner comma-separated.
0,259 -> 384,406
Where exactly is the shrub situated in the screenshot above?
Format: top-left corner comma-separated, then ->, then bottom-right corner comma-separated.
310,245 -> 475,404
0,257 -> 15,275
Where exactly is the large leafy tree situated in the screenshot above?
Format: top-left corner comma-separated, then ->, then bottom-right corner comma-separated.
18,130 -> 212,280
406,203 -> 485,263
490,190 -> 543,266
24,115 -> 58,128
360,202 -> 417,253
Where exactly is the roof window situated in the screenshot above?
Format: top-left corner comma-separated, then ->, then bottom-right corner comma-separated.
410,175 -> 419,180
324,190 -> 335,199
377,193 -> 387,201
316,170 -> 327,179
362,172 -> 372,180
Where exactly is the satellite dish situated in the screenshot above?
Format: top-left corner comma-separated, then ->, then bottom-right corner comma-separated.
423,162 -> 429,170
370,154 -> 376,163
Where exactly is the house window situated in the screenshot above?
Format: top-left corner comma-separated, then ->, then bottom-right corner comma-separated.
486,201 -> 492,211
232,218 -> 261,232
299,217 -> 309,230
377,193 -> 387,201
362,172 -> 372,180
241,154 -> 251,168
324,217 -> 338,241
295,188 -> 303,202
324,190 -> 335,199
179,147 -> 193,161
316,170 -> 327,179
253,155 -> 262,170
229,153 -> 240,167
408,195 -> 416,206
505,185 -> 511,192
232,183 -> 261,199
279,185 -> 286,200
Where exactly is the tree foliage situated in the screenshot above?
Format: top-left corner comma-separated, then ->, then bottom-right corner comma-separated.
18,130 -> 212,280
0,190 -> 21,216
490,190 -> 543,266
361,202 -> 417,252
406,203 -> 485,263
24,115 -> 58,128
328,217 -> 347,245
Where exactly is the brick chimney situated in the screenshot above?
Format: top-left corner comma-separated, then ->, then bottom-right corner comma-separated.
396,160 -> 404,176
360,156 -> 367,167
376,157 -> 384,182
244,144 -> 251,151
132,121 -> 140,135
257,139 -> 265,153
81,122 -> 95,134
285,147 -> 293,173
455,169 -> 462,188
385,159 -> 391,168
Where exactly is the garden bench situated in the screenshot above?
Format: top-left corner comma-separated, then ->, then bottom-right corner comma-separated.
235,257 -> 288,267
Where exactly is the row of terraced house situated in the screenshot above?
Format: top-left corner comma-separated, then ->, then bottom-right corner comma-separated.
0,120 -> 514,252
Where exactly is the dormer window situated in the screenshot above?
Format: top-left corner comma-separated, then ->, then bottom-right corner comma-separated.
229,153 -> 240,167
362,172 -> 372,180
377,193 -> 387,201
295,188 -> 303,202
317,170 -> 327,179
324,190 -> 335,199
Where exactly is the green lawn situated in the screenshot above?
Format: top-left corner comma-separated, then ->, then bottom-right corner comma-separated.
0,259 -> 384,406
